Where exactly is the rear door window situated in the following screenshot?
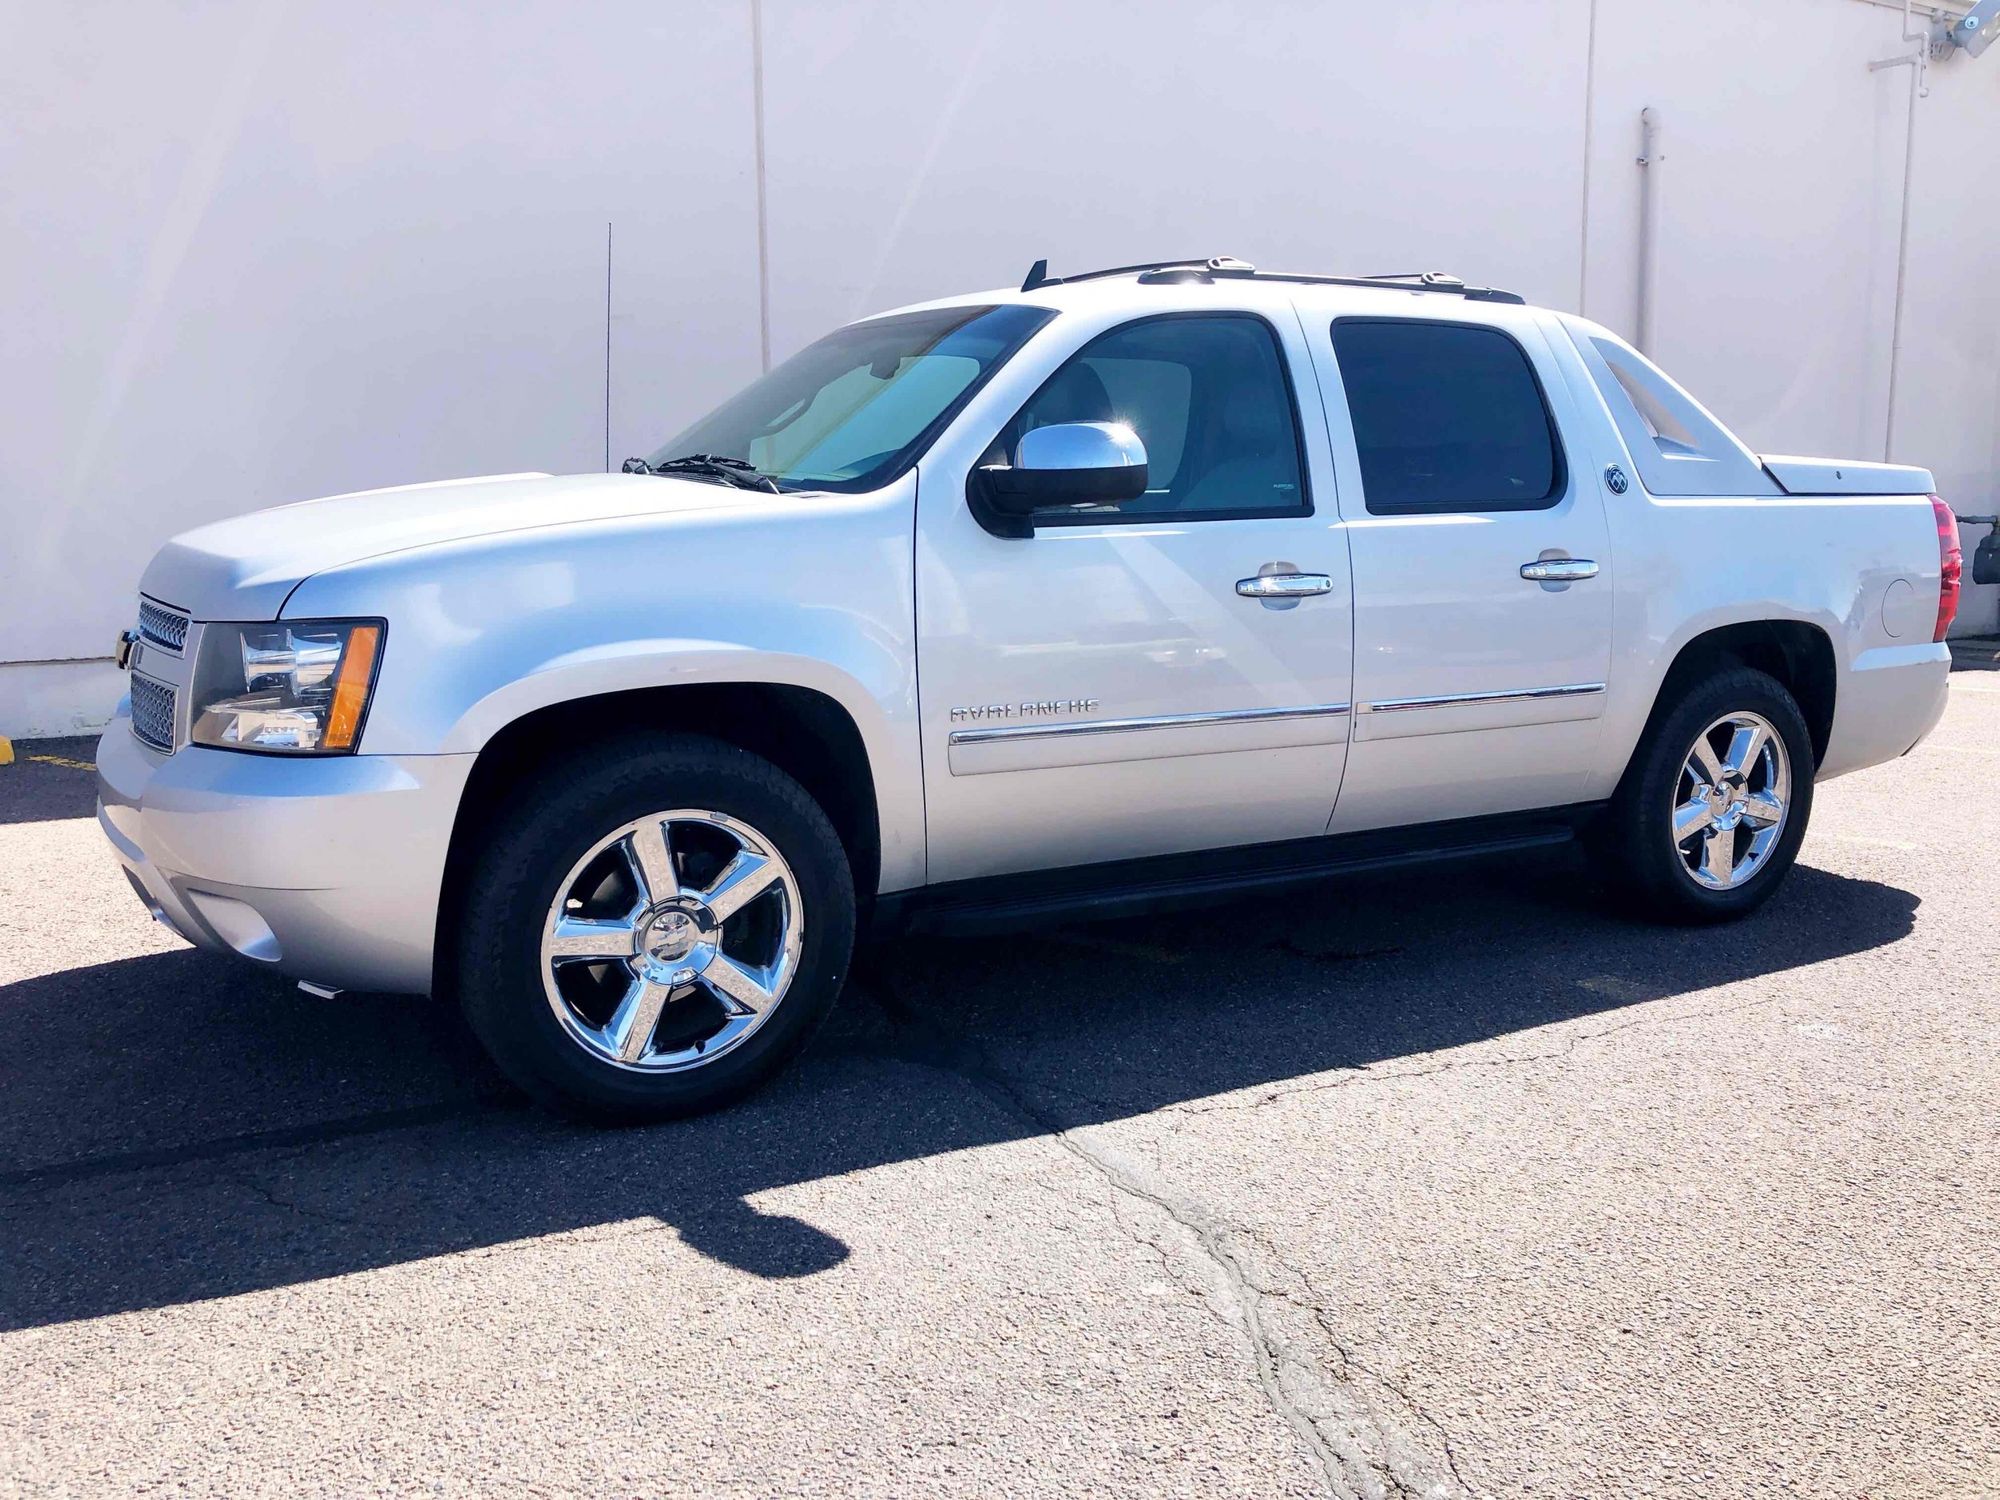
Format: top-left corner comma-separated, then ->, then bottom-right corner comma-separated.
1331,319 -> 1565,515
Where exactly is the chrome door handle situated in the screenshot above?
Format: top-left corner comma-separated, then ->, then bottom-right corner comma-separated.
1519,558 -> 1599,582
1237,572 -> 1334,599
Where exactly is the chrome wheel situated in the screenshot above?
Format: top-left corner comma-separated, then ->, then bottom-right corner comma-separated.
538,809 -> 804,1071
1672,710 -> 1790,891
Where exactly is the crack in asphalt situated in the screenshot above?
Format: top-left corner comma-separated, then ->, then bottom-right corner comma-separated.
1302,1305 -> 1473,1498
0,932 -> 1787,1495
225,1166 -> 371,1230
857,965 -> 1460,1499
1240,1235 -> 1474,1497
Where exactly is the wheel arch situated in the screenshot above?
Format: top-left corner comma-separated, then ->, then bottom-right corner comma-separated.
435,681 -> 885,997
1629,619 -> 1837,780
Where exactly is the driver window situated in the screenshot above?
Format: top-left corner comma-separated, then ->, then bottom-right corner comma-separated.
997,314 -> 1309,521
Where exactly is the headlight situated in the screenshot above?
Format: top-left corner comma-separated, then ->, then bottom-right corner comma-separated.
191,620 -> 383,754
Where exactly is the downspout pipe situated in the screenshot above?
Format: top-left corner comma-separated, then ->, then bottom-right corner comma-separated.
1635,108 -> 1662,356
1871,0 -> 1932,460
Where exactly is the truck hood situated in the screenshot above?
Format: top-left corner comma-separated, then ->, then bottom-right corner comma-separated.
140,472 -> 749,620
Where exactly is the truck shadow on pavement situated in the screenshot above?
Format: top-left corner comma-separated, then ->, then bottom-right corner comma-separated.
0,855 -> 1918,1330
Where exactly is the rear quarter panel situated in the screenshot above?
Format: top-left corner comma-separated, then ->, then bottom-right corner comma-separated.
1590,490 -> 1947,794
1539,318 -> 1949,795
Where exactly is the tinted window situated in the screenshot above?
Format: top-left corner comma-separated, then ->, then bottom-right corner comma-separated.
1332,319 -> 1562,514
1001,314 -> 1307,521
652,303 -> 1051,493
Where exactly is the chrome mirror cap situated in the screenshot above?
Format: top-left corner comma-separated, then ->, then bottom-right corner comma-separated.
968,421 -> 1152,538
1014,420 -> 1148,475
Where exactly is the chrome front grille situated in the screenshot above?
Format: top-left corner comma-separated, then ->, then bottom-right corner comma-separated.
137,598 -> 189,653
130,674 -> 178,752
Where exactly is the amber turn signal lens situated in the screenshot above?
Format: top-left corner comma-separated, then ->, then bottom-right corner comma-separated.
321,626 -> 381,751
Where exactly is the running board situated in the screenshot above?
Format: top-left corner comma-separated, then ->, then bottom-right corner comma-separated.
874,807 -> 1596,939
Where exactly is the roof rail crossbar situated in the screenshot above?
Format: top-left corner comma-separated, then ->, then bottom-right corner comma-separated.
1025,256 -> 1226,289
1360,271 -> 1464,288
1243,269 -> 1524,304
1018,256 -> 1525,305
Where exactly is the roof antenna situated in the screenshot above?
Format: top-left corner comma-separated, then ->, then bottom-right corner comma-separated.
1021,258 -> 1050,292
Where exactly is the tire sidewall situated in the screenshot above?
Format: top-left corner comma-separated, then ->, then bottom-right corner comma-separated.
1614,667 -> 1816,921
458,737 -> 855,1121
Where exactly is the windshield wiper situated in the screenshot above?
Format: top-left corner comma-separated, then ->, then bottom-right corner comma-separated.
623,454 -> 779,493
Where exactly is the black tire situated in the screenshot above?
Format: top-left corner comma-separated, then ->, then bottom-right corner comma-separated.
455,734 -> 855,1123
1593,665 -> 1815,924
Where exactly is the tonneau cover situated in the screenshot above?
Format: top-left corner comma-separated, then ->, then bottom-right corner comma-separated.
1761,455 -> 1935,496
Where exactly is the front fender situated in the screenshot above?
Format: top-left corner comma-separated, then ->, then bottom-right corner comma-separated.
440,639 -> 891,755
441,636 -> 927,892
279,478 -> 925,889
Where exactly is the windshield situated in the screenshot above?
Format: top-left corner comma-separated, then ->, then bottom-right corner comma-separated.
646,303 -> 1052,493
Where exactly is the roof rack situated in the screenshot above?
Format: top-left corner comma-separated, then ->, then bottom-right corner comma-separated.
1019,255 -> 1525,305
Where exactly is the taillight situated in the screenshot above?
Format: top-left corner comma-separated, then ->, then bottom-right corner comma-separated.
1931,494 -> 1962,643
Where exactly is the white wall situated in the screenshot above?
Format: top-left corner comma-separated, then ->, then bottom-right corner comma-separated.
3,0 -> 1996,737
2,0 -> 762,733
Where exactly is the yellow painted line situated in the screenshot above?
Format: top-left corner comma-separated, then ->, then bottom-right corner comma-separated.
0,740 -> 96,771
29,754 -> 96,771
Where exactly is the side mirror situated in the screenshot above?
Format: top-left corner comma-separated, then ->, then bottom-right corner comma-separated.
969,421 -> 1149,537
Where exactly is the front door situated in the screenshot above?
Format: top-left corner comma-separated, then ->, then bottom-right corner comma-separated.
915,308 -> 1354,884
1300,308 -> 1615,833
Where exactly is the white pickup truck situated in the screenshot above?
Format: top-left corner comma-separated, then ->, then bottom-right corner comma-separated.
97,256 -> 1960,1121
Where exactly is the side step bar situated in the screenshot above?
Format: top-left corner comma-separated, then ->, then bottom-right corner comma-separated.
873,806 -> 1598,939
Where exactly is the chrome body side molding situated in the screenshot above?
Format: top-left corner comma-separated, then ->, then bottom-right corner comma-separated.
1349,681 -> 1609,746
947,701 -> 1351,747
943,685 -> 1602,751
1359,682 -> 1607,714
944,702 -> 1352,778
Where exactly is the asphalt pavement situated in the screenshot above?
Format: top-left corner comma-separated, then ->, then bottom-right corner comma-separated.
3,676 -> 1996,1498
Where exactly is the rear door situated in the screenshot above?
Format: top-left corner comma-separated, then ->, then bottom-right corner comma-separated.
1302,306 -> 1614,832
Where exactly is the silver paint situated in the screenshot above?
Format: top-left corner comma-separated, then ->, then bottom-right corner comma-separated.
96,271 -> 1953,996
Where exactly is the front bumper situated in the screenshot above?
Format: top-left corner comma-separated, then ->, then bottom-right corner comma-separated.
95,713 -> 476,994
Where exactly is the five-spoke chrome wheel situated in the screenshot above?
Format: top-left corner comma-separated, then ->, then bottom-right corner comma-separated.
538,809 -> 803,1071
1672,711 -> 1790,890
